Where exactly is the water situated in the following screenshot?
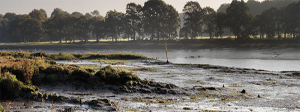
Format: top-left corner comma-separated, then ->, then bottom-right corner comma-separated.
6,48 -> 300,71
130,48 -> 300,71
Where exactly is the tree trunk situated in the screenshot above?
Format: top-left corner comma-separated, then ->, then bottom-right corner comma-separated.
96,37 -> 99,42
133,29 -> 136,41
284,33 -> 286,39
157,32 -> 160,41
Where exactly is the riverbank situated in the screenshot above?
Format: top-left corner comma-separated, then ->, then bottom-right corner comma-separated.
0,51 -> 300,111
0,39 -> 300,51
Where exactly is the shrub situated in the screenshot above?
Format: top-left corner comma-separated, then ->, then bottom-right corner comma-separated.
71,69 -> 92,82
87,98 -> 111,105
31,52 -> 48,57
46,60 -> 57,65
10,67 -> 32,84
45,74 -> 57,83
43,66 -> 68,75
0,104 -> 3,111
106,73 -> 121,83
48,53 -> 76,60
94,65 -> 140,85
0,73 -> 23,100
94,70 -> 106,81
32,73 -> 46,85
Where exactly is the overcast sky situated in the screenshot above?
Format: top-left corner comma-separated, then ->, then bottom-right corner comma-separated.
0,0 -> 264,17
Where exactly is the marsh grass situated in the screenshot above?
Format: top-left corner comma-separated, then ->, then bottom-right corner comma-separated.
0,51 -> 147,61
94,65 -> 140,85
0,51 -> 144,101
0,104 -> 3,111
90,59 -> 127,64
0,72 -> 38,100
77,52 -> 147,60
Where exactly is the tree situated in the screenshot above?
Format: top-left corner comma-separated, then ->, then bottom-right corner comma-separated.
125,3 -> 142,41
21,18 -> 44,42
71,12 -> 84,18
182,1 -> 204,39
180,26 -> 191,39
142,0 -> 169,40
203,7 -> 217,39
215,12 -> 226,39
164,5 -> 180,40
258,7 -> 279,39
75,15 -> 91,42
29,9 -> 47,22
105,10 -> 124,42
226,0 -> 252,39
283,2 -> 300,39
91,10 -> 100,17
9,14 -> 31,42
3,12 -> 16,22
92,16 -> 105,42
50,8 -> 69,18
39,9 -> 48,19
0,17 -> 9,42
47,9 -> 70,43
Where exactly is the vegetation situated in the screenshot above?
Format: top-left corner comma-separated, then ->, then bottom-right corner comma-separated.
94,65 -> 140,85
87,98 -> 111,105
0,72 -> 38,100
0,51 -> 147,61
0,104 -> 3,112
0,0 -> 299,43
0,51 -> 143,100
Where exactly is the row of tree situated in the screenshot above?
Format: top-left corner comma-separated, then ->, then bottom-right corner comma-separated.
0,0 -> 180,43
218,0 -> 299,15
180,0 -> 300,40
0,0 -> 299,43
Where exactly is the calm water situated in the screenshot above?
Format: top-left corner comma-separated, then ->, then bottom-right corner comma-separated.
8,48 -> 300,71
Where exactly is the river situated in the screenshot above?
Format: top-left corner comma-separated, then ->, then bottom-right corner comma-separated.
6,48 -> 300,71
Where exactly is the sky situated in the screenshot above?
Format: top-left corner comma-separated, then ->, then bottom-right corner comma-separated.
0,0 -> 264,17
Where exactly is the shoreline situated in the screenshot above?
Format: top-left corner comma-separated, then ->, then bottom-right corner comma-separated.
0,50 -> 299,111
1,59 -> 299,111
0,40 -> 300,50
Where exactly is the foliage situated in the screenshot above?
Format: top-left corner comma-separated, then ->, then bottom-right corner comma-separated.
94,65 -> 140,85
45,74 -> 57,83
0,73 -> 22,100
87,98 -> 111,105
78,52 -> 147,60
48,52 -> 76,60
0,104 -> 3,112
226,0 -> 253,39
70,69 -> 92,82
0,72 -> 38,100
182,1 -> 204,39
1,1 -> 300,42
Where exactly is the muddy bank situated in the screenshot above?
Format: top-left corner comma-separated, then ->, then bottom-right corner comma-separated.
1,40 -> 300,51
1,58 -> 300,111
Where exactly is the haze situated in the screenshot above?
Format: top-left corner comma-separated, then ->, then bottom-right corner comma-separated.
0,0 -> 264,17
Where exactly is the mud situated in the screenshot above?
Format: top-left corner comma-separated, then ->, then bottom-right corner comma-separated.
1,59 -> 300,111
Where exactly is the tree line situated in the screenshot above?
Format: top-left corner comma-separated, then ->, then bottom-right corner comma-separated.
181,0 -> 300,40
0,0 -> 299,43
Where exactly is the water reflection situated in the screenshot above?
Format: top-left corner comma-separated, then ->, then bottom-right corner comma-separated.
4,48 -> 300,71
